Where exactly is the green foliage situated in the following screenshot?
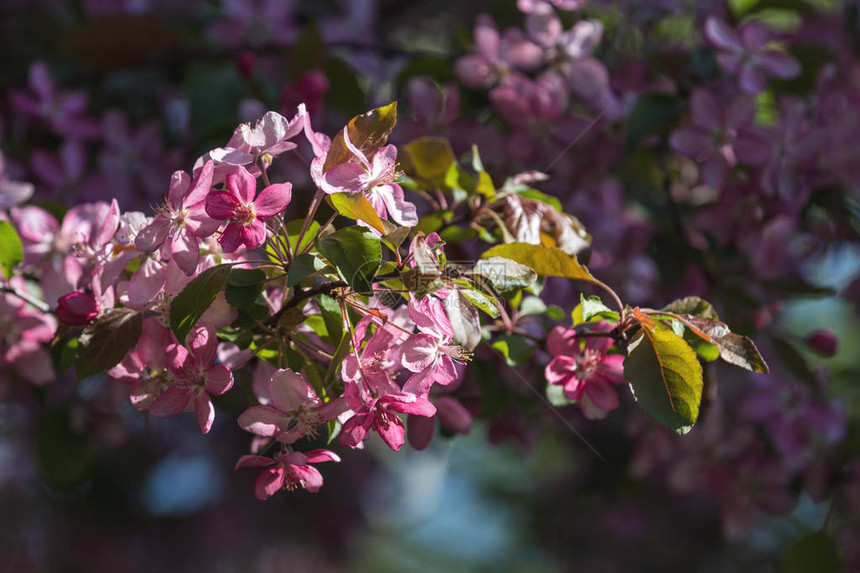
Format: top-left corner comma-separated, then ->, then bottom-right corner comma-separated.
580,295 -> 620,322
492,334 -> 536,367
170,264 -> 232,342
287,253 -> 327,287
481,243 -> 597,283
322,102 -> 398,173
76,308 -> 143,381
402,136 -> 456,188
472,257 -> 538,294
328,192 -> 389,235
316,227 -> 382,296
0,221 -> 24,280
624,325 -> 704,434
225,268 -> 268,309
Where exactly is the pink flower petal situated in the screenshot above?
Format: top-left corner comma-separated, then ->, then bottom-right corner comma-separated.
135,218 -> 170,252
126,258 -> 165,307
322,162 -> 366,194
269,369 -> 319,412
241,219 -> 267,250
375,414 -> 406,451
225,166 -> 258,204
238,405 -> 288,437
253,182 -> 292,217
205,364 -> 234,395
255,467 -> 284,500
206,189 -> 240,220
383,393 -> 437,417
379,183 -> 418,227
304,449 -> 341,464
185,160 -> 215,206
545,355 -> 576,386
171,227 -> 200,276
235,454 -> 273,470
218,222 -> 245,253
150,387 -> 191,418
584,378 -> 619,411
194,394 -> 216,433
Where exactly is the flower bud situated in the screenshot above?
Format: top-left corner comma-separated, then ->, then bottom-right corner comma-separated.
806,328 -> 839,357
56,292 -> 99,325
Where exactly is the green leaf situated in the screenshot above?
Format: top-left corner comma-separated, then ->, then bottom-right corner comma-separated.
546,383 -> 575,407
317,293 -> 343,345
51,336 -> 78,373
327,192 -> 389,235
402,136 -> 456,188
323,102 -> 398,173
0,220 -> 24,280
286,219 -> 320,254
76,308 -> 143,381
782,530 -> 840,573
492,334 -> 536,367
679,316 -> 769,373
324,331 -> 352,389
472,256 -> 538,294
382,226 -> 412,253
711,331 -> 769,373
444,163 -> 477,195
316,227 -> 381,296
170,264 -> 233,342
481,243 -> 598,283
287,253 -> 327,287
580,294 -> 621,322
624,327 -> 704,434
661,296 -> 718,319
225,268 -> 267,309
517,188 -> 562,211
460,288 -> 500,318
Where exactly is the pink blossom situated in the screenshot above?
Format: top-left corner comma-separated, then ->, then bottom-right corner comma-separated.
10,62 -> 100,139
94,110 -> 180,207
238,368 -> 346,444
281,71 -> 329,120
207,0 -> 298,49
31,140 -> 87,202
318,128 -> 418,227
108,317 -> 176,410
544,321 -> 625,419
207,110 -> 304,172
705,18 -> 801,94
205,165 -> 291,252
670,89 -> 771,189
518,0 -> 586,12
235,449 -> 340,498
455,14 -> 543,89
341,315 -> 405,395
400,296 -> 463,397
56,292 -> 99,325
0,151 -> 34,209
0,286 -> 57,385
135,160 -> 218,275
149,325 -> 234,433
339,379 -> 436,451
